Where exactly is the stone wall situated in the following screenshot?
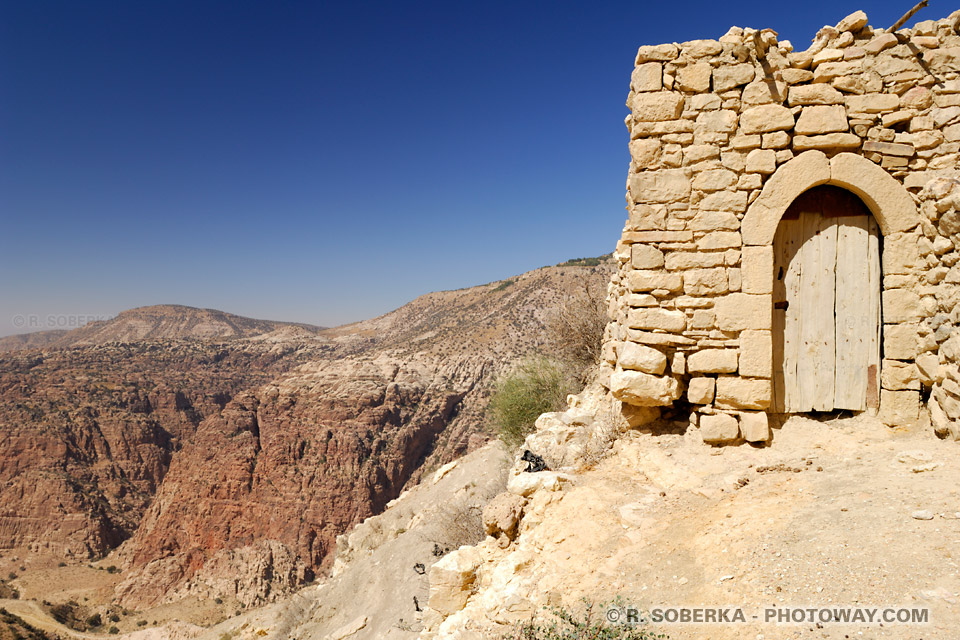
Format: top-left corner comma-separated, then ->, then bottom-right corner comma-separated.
601,9 -> 960,444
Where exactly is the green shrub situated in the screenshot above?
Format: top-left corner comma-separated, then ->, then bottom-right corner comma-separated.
504,599 -> 667,639
488,356 -> 573,450
86,614 -> 102,628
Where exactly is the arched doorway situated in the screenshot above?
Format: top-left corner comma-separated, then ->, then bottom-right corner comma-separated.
772,185 -> 881,413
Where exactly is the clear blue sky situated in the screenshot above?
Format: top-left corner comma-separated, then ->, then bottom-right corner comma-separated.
0,0 -> 938,335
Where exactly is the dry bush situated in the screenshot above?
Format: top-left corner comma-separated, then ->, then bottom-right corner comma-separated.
426,498 -> 485,553
546,281 -> 608,383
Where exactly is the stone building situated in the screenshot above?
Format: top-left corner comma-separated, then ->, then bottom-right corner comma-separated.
602,9 -> 960,444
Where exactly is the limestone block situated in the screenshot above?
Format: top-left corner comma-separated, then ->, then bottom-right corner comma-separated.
688,211 -> 740,231
632,92 -> 685,122
629,139 -> 662,169
845,93 -> 900,113
901,86 -> 933,110
628,203 -> 666,230
695,110 -> 738,133
916,353 -> 940,386
507,471 -> 564,497
635,44 -> 679,63
862,33 -> 897,54
829,153 -> 919,236
881,360 -> 920,391
625,293 -> 657,307
792,133 -> 861,151
713,64 -> 756,92
677,63 -> 712,92
627,270 -> 683,292
881,288 -> 920,324
682,268 -> 729,295
684,144 -> 720,164
700,413 -> 740,444
881,233 -> 918,275
628,169 -> 691,204
690,94 -> 722,110
697,231 -> 742,250
692,169 -> 738,191
742,79 -> 787,105
671,352 -> 685,375
745,149 -> 776,174
740,104 -> 795,134
631,244 -> 665,269
788,84 -> 844,106
715,376 -> 772,410
738,411 -> 770,443
795,105 -> 848,135
715,293 -> 772,330
688,349 -> 739,373
428,546 -> 483,615
813,61 -> 861,81
879,389 -> 920,426
687,377 -> 716,404
739,329 -> 772,378
741,245 -> 773,294
926,48 -> 960,74
665,252 -> 725,270
836,10 -> 867,32
681,39 -> 723,57
700,190 -> 748,212
631,62 -> 662,92
617,342 -> 667,374
610,370 -> 682,407
781,69 -> 814,84
627,308 -> 687,332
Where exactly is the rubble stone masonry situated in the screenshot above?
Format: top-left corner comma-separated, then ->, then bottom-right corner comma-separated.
601,10 -> 960,444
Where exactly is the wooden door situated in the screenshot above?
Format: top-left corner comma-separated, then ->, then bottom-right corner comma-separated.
772,186 -> 881,413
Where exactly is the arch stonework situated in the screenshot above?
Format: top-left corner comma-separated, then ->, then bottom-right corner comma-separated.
742,151 -> 921,247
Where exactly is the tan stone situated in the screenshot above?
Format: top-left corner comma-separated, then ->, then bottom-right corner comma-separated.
688,349 -> 739,373
697,231 -> 742,250
742,79 -> 787,105
687,377 -> 716,404
788,84 -> 844,106
623,230 -> 693,243
926,48 -> 960,74
792,133 -> 861,151
700,413 -> 740,444
762,131 -> 791,149
629,139 -> 662,169
881,288 -> 920,323
631,62 -> 662,92
715,376 -> 772,410
713,64 -> 756,92
695,110 -> 738,133
845,93 -> 900,113
692,169 -> 737,191
610,370 -> 682,407
700,190 -> 748,212
781,68 -> 814,84
617,342 -> 667,374
862,33 -> 898,54
881,233 -> 918,275
794,105 -> 848,135
631,244 -> 665,269
813,61 -> 861,82
836,10 -> 867,32
862,140 -> 914,157
627,308 -> 687,332
682,39 -> 722,57
738,411 -> 770,443
683,268 -> 729,295
881,360 -> 920,391
632,92 -> 685,122
428,546 -> 482,615
745,149 -> 776,174
829,153 -> 919,236
741,245 -> 773,294
883,324 -> 918,361
879,389 -> 920,425
626,270 -> 683,292
665,252 -> 725,270
715,293 -> 772,330
635,44 -> 679,64
628,169 -> 691,204
740,105 -> 795,134
739,329 -> 772,378
677,63 -> 712,92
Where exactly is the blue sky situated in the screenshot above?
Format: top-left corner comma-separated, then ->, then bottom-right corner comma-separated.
0,0 -> 940,335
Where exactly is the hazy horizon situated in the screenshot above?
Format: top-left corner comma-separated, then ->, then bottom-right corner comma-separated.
0,0 -> 939,338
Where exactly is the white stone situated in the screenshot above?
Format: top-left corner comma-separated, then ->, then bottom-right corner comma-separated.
700,413 -> 740,444
715,293 -> 771,330
738,411 -> 770,442
794,105 -> 848,135
739,329 -> 772,378
610,370 -> 682,407
715,377 -> 772,410
688,349 -> 739,373
618,342 -> 668,374
687,377 -> 716,404
740,104 -> 795,134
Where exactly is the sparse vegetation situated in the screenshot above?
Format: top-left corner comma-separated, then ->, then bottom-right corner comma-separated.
488,356 -> 574,450
555,254 -> 612,267
493,279 -> 516,292
545,281 -> 608,383
504,599 -> 667,640
428,498 -> 486,553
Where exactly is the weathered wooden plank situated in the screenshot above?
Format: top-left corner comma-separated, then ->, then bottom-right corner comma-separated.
811,212 -> 837,411
834,214 -> 870,410
780,214 -> 804,412
867,215 -> 881,411
772,223 -> 787,413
